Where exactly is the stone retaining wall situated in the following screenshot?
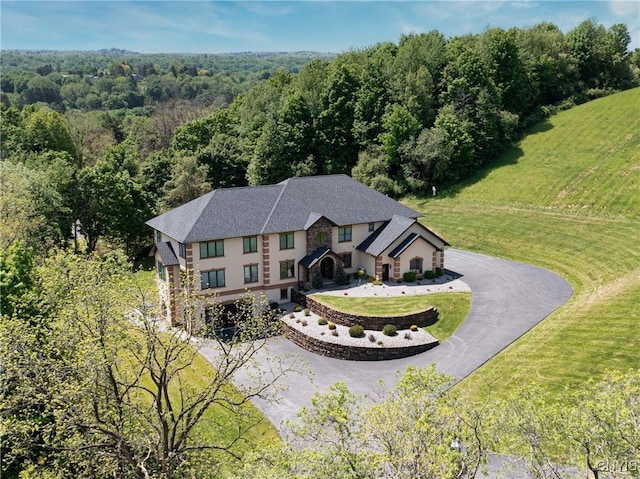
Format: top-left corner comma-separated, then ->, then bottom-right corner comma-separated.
306,295 -> 438,331
283,323 -> 438,361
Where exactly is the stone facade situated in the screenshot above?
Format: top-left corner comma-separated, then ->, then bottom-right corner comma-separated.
282,323 -> 438,361
306,217 -> 333,254
305,295 -> 438,331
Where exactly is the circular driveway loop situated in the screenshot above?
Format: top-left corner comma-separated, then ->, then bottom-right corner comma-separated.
217,249 -> 573,431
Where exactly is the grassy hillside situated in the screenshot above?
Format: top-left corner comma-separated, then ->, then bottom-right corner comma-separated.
405,87 -> 640,400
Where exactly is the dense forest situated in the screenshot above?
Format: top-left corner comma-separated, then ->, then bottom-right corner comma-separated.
1,19 -> 638,259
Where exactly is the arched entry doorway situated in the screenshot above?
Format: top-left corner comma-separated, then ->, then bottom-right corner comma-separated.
320,257 -> 334,279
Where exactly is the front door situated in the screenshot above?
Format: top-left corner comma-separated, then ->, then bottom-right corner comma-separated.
382,264 -> 390,281
320,257 -> 334,279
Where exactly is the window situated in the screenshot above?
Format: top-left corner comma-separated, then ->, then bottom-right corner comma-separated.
244,264 -> 259,283
280,288 -> 289,300
368,223 -> 375,232
316,232 -> 327,246
409,258 -> 423,272
338,226 -> 352,242
156,230 -> 162,242
280,232 -> 294,250
201,269 -> 225,289
157,261 -> 167,281
178,243 -> 186,258
341,252 -> 352,268
280,260 -> 295,279
243,236 -> 258,253
200,240 -> 224,258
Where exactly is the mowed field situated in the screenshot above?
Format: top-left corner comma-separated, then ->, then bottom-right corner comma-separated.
405,87 -> 640,400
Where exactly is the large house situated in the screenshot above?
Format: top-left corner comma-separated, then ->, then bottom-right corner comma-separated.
147,175 -> 449,325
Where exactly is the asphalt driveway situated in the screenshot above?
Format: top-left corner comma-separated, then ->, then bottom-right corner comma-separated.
208,249 -> 573,431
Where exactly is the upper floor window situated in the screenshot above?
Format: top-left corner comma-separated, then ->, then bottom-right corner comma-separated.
243,236 -> 258,253
280,232 -> 294,250
409,257 -> 423,273
244,264 -> 259,283
338,226 -> 352,242
200,240 -> 224,259
156,230 -> 162,242
178,243 -> 186,258
368,223 -> 375,232
201,269 -> 225,289
316,232 -> 327,246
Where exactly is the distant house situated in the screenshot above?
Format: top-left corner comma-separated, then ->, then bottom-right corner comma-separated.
146,175 -> 449,325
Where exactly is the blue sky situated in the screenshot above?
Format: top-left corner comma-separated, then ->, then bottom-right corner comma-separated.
2,1 -> 638,54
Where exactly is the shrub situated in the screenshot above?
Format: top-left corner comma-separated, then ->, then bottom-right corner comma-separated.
410,324 -> 418,331
349,325 -> 365,338
303,308 -> 310,316
368,334 -> 376,342
403,271 -> 416,282
332,330 -> 339,337
289,313 -> 295,319
293,305 -> 302,312
377,341 -> 384,346
382,324 -> 397,336
296,319 -> 301,323
312,269 -> 323,289
372,280 -> 383,286
328,322 -> 337,330
424,270 -> 436,279
318,317 -> 328,326
335,264 -> 349,285
404,332 -> 412,339
301,320 -> 308,326
435,267 -> 443,277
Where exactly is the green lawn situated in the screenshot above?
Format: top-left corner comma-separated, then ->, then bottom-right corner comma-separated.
404,87 -> 640,401
311,292 -> 471,342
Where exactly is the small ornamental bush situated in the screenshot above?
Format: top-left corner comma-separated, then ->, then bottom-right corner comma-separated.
368,334 -> 376,342
349,325 -> 365,338
410,325 -> 418,332
328,322 -> 337,330
377,341 -> 384,346
435,267 -> 443,277
289,313 -> 295,319
318,317 -> 328,326
301,320 -> 308,326
332,330 -> 339,337
372,280 -> 383,286
303,308 -> 310,316
382,324 -> 397,337
293,306 -> 302,312
404,332 -> 412,340
296,319 -> 301,324
425,270 -> 437,279
312,269 -> 323,289
403,271 -> 416,282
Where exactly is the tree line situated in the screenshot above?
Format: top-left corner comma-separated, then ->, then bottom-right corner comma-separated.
1,50 -> 329,111
1,19 -> 637,259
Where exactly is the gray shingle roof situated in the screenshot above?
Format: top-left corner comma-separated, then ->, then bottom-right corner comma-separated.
156,242 -> 179,266
299,246 -> 331,268
356,215 -> 415,257
146,175 -> 422,243
389,233 -> 420,259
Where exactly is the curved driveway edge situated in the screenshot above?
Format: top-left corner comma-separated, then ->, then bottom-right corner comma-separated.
208,249 -> 573,431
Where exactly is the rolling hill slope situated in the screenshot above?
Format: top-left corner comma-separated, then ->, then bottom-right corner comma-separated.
405,87 -> 640,400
